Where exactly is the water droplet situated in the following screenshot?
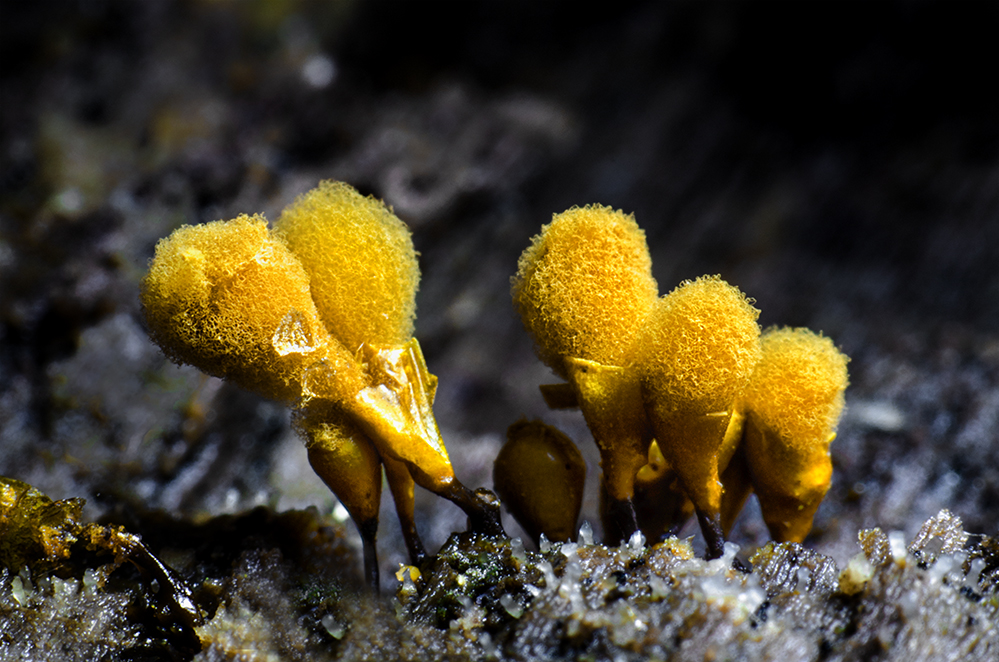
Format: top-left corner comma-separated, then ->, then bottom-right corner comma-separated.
11,576 -> 26,605
627,529 -> 646,553
322,614 -> 345,639
272,310 -> 315,356
510,538 -> 526,563
578,521 -> 593,546
500,594 -> 523,618
889,531 -> 907,564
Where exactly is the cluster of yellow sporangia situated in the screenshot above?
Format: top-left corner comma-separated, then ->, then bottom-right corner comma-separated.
509,205 -> 849,557
142,183 -> 849,578
141,181 -> 503,588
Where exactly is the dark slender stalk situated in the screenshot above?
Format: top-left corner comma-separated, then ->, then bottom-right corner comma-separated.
602,495 -> 639,546
383,456 -> 428,566
441,481 -> 506,537
358,517 -> 380,591
398,513 -> 427,565
697,509 -> 727,560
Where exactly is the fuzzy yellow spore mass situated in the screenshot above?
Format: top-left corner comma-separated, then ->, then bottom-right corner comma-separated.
640,275 -> 761,414
742,327 -> 849,453
140,214 -> 363,405
274,181 -> 419,350
511,205 -> 657,377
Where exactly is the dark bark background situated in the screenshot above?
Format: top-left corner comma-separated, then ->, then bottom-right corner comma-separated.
1,0 -> 997,585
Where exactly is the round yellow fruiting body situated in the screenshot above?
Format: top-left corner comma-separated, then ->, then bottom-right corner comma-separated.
493,420 -> 586,544
639,275 -> 761,518
274,180 -> 419,350
513,205 -> 658,542
511,204 -> 658,378
274,182 -> 463,515
140,214 -> 364,405
740,327 -> 849,543
141,181 -> 506,572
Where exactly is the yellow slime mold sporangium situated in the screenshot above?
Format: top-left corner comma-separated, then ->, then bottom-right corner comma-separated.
512,204 -> 659,543
639,275 -> 761,556
277,181 -> 504,540
274,180 -> 419,350
741,327 -> 849,543
511,204 -> 658,378
140,214 -> 364,405
493,420 -> 586,545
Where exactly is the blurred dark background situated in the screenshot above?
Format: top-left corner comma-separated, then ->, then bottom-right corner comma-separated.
1,0 -> 997,574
